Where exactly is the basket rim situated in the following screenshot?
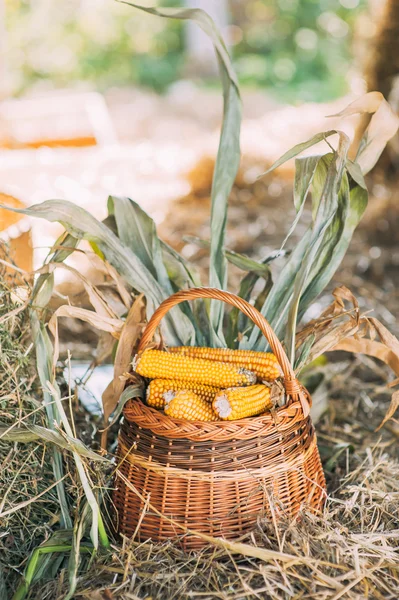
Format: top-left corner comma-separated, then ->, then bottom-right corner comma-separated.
123,391 -> 311,442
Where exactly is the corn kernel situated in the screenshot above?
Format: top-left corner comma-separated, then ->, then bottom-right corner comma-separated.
164,390 -> 218,421
146,379 -> 219,408
134,349 -> 256,387
213,384 -> 272,420
168,346 -> 280,381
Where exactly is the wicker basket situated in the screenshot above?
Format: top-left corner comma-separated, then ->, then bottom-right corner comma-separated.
114,288 -> 326,549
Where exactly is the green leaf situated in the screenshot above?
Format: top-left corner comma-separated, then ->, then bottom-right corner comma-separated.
310,154 -> 335,220
209,65 -> 241,347
31,312 -> 72,530
2,199 -> 195,346
160,240 -> 202,289
32,232 -> 79,309
106,196 -> 207,343
0,422 -> 108,461
294,334 -> 316,372
108,195 -> 173,295
345,159 -> 366,189
227,261 -> 272,348
258,130 -> 338,178
280,155 -> 320,250
285,133 -> 350,362
119,1 -> 242,347
12,532 -> 94,600
298,178 -> 368,317
244,133 -> 358,353
105,205 -> 202,291
104,384 -> 144,430
184,235 -> 277,276
242,228 -> 312,350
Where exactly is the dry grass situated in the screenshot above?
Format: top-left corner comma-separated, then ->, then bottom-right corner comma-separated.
0,261 -> 60,595
32,446 -> 399,600
1,249 -> 399,599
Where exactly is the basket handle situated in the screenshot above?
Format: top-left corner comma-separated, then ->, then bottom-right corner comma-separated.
137,287 -> 310,417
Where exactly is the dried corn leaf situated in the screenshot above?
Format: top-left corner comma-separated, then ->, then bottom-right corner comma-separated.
333,338 -> 399,378
367,317 -> 399,357
102,261 -> 132,309
101,295 -> 146,428
329,91 -> 399,174
38,262 -> 118,319
48,306 -> 123,339
0,422 -> 107,461
375,391 -> 399,431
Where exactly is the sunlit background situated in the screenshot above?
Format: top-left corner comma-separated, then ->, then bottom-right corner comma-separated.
0,0 -> 393,279
5,0 -> 368,101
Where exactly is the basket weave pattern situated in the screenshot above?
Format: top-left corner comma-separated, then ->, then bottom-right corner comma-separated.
114,288 -> 326,549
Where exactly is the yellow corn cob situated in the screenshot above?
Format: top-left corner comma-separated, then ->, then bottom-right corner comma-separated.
134,349 -> 256,387
168,346 -> 280,381
146,379 -> 220,408
164,390 -> 218,421
213,384 -> 272,420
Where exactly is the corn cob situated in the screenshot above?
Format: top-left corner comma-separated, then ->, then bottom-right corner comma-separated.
164,390 -> 218,421
213,384 -> 272,420
146,379 -> 219,408
168,346 -> 280,381
134,349 -> 256,387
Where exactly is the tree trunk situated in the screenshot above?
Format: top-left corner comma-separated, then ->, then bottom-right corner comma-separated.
360,0 -> 399,177
366,0 -> 399,98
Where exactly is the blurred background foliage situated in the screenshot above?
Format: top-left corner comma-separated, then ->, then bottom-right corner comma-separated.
6,0 -> 366,102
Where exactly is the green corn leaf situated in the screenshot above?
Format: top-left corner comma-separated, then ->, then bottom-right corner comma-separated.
279,155 -> 320,250
297,177 -> 368,318
32,232 -> 79,309
160,240 -> 202,289
294,333 -> 316,372
119,1 -> 242,347
258,130 -> 339,179
1,200 -> 195,346
103,384 -> 144,430
103,207 -> 201,291
107,196 -> 205,343
285,135 -> 350,362
310,153 -> 335,220
0,422 -> 108,461
108,195 -> 173,295
243,90 -> 399,353
241,228 -> 312,350
12,532 -> 94,600
209,65 -> 241,347
184,235 -> 277,276
227,270 -> 273,348
345,159 -> 366,189
31,312 -> 72,530
251,133 -> 351,357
